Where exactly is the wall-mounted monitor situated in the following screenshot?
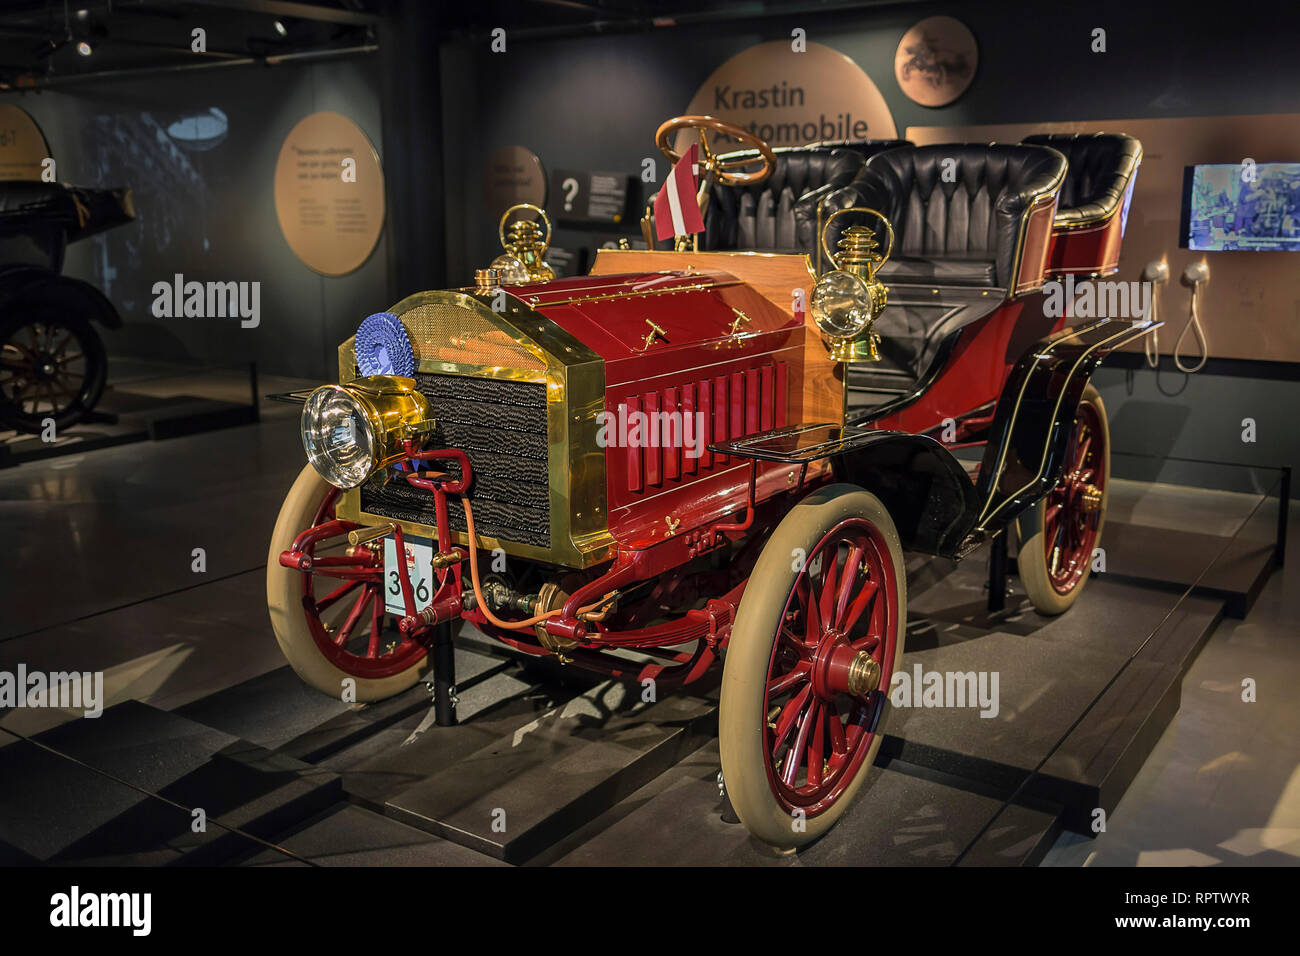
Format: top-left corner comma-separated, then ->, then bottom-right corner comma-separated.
1181,162 -> 1300,251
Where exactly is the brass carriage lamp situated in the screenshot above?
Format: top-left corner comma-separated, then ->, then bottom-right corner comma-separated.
812,208 -> 894,363
490,203 -> 556,284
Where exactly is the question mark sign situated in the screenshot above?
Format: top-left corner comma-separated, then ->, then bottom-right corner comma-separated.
562,177 -> 580,212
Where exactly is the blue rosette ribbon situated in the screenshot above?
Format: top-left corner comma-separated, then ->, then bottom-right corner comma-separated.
355,311 -> 415,377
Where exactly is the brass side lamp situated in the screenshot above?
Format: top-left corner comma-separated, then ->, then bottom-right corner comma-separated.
490,203 -> 556,284
811,207 -> 894,363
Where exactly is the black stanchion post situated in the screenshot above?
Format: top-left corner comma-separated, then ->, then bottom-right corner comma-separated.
1277,466 -> 1290,568
249,361 -> 260,423
987,528 -> 1008,614
433,620 -> 457,726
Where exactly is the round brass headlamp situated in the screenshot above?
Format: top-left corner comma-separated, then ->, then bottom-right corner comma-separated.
301,375 -> 433,489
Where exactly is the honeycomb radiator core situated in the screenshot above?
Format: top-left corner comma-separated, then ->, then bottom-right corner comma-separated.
360,372 -> 550,548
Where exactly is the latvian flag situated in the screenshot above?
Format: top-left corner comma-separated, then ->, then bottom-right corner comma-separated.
654,143 -> 706,242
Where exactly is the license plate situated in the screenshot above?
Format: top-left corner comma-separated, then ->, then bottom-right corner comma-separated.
382,535 -> 434,616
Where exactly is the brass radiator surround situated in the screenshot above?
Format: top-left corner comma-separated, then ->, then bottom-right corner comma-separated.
336,289 -> 615,570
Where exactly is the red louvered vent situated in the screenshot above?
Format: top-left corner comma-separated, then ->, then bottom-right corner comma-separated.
623,361 -> 788,492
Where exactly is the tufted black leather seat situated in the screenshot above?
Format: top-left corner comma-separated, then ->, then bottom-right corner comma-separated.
656,140 -> 911,253
1021,132 -> 1142,226
826,143 -> 1067,289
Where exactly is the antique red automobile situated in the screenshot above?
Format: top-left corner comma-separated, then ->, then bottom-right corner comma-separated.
268,117 -> 1150,849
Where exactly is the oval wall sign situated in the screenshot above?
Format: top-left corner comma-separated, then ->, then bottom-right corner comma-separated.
482,144 -> 546,213
274,111 -> 385,277
0,104 -> 51,180
680,40 -> 897,151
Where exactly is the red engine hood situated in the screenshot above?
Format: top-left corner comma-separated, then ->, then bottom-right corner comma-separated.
505,269 -> 801,387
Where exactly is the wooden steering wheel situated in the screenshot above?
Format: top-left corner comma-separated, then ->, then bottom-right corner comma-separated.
654,115 -> 777,187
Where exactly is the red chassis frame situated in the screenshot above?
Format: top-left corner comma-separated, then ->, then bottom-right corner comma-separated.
278,439 -> 799,690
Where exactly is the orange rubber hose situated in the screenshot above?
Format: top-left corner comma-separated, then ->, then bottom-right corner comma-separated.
462,496 -> 611,631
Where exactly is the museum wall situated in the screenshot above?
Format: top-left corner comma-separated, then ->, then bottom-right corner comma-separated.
0,57 -> 389,381
440,0 -> 1300,484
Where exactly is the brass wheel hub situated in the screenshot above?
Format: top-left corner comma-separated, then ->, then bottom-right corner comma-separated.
845,651 -> 881,696
811,632 -> 880,700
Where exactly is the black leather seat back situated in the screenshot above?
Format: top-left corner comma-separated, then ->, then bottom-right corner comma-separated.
1021,132 -> 1141,225
690,140 -> 911,253
839,143 -> 1067,288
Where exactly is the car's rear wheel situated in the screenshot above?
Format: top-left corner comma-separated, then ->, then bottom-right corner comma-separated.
1016,384 -> 1110,615
720,483 -> 906,849
266,465 -> 432,701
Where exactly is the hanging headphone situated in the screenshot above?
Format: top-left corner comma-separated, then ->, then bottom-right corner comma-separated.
1174,261 -> 1210,374
1141,260 -> 1169,368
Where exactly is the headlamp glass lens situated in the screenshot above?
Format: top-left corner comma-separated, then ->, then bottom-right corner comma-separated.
301,385 -> 377,489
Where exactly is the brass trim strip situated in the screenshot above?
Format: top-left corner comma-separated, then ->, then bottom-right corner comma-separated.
523,279 -> 742,309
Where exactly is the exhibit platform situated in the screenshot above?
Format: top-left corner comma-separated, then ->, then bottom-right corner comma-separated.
0,481 -> 1269,865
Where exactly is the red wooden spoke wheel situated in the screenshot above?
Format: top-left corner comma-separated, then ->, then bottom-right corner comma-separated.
1017,384 -> 1111,616
720,484 -> 906,849
267,465 -> 432,701
1043,400 -> 1106,594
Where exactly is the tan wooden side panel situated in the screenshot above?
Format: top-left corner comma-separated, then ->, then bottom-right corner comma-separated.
590,249 -> 844,425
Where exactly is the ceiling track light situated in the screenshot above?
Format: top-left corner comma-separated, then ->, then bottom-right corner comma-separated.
76,40 -> 93,57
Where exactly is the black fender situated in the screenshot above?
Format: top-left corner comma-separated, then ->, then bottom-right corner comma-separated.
710,423 -> 979,558
970,317 -> 1159,532
0,267 -> 123,330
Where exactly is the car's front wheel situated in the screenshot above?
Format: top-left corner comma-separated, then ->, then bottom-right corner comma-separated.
719,483 -> 906,849
266,465 -> 432,702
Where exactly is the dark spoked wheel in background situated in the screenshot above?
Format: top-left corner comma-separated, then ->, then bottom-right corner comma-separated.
720,483 -> 906,849
0,311 -> 106,433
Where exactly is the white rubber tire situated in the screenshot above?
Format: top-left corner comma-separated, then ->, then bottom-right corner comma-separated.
266,464 -> 432,702
719,483 -> 907,849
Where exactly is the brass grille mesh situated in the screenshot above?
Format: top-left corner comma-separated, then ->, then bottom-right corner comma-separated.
399,302 -> 545,371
